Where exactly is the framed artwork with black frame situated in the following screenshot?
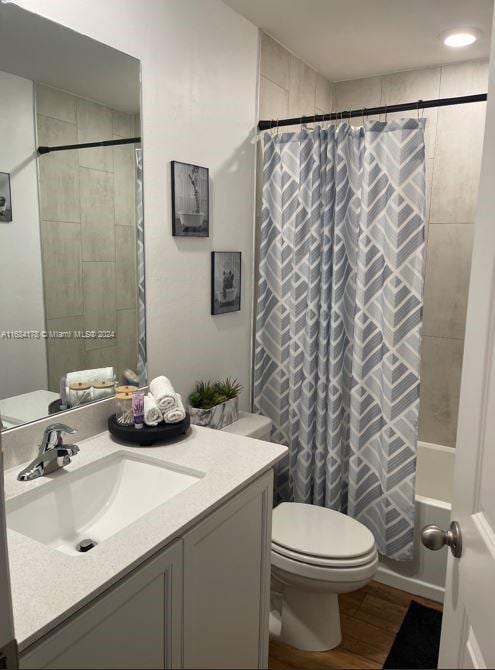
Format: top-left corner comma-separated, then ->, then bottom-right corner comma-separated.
171,161 -> 209,237
211,251 -> 241,315
0,172 -> 12,223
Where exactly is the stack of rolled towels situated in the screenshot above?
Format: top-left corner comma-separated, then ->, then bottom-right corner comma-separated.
145,376 -> 186,427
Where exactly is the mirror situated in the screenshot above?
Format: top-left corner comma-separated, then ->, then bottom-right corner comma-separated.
0,5 -> 145,430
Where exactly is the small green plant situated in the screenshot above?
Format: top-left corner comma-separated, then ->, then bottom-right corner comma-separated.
189,378 -> 243,409
215,377 -> 243,400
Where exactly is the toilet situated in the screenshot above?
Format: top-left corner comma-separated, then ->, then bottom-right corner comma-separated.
223,412 -> 378,651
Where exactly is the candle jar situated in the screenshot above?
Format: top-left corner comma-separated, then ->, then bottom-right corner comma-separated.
115,392 -> 134,426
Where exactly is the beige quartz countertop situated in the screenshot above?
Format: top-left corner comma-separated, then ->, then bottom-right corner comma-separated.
4,425 -> 287,651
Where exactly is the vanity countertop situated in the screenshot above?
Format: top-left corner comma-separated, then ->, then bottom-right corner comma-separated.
3,425 -> 287,651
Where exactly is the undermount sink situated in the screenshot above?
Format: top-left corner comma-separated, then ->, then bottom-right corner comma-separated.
6,451 -> 203,555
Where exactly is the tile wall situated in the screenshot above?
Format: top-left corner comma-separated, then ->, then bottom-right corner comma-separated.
36,84 -> 139,391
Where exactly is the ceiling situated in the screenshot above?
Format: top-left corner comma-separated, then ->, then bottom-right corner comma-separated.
223,0 -> 494,81
0,3 -> 140,113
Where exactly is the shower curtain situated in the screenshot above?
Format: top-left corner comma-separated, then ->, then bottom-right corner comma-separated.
253,119 -> 426,560
135,148 -> 147,388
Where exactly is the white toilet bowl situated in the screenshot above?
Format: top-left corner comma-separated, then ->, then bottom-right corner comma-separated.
271,502 -> 378,651
222,413 -> 378,652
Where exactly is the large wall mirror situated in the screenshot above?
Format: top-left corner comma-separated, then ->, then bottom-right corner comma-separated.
0,4 -> 145,430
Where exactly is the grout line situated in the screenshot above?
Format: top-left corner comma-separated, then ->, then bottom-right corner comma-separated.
260,72 -> 290,96
423,333 -> 465,342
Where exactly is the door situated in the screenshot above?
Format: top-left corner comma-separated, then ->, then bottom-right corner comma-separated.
437,11 -> 495,669
0,422 -> 18,668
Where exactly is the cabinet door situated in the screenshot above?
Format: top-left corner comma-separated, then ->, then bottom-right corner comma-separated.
20,540 -> 183,670
183,471 -> 273,670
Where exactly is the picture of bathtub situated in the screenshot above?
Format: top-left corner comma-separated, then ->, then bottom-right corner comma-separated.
171,161 -> 209,237
374,441 -> 454,603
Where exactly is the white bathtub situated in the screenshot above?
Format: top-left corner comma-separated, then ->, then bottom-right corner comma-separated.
374,441 -> 454,603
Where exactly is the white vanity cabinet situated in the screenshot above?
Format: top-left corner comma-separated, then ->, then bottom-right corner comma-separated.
19,471 -> 273,670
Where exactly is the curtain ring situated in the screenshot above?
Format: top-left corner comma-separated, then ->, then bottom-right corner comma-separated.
384,104 -> 388,122
417,100 -> 422,119
276,118 -> 280,135
362,108 -> 366,125
348,107 -> 352,123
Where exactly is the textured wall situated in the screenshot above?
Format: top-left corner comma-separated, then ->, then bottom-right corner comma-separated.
36,84 -> 138,391
333,60 -> 488,447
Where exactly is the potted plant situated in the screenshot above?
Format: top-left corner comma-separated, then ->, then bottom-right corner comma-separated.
189,377 -> 242,429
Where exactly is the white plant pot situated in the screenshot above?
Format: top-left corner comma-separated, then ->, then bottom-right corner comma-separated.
189,397 -> 239,430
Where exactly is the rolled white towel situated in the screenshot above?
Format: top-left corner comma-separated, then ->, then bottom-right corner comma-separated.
144,395 -> 163,427
163,393 -> 186,424
149,376 -> 177,412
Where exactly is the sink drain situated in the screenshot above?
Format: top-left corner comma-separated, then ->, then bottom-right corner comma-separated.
76,538 -> 97,553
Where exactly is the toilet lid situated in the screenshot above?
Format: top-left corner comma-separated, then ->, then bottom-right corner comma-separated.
272,503 -> 375,560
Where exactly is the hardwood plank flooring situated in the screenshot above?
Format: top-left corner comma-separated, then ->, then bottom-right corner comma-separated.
268,581 -> 443,670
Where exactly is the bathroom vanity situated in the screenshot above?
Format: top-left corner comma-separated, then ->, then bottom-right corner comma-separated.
3,426 -> 286,669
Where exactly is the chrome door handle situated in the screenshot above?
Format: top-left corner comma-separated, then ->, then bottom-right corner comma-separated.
421,521 -> 462,558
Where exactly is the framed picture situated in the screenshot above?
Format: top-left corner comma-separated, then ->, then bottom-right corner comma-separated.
171,161 -> 209,237
0,172 -> 12,223
211,252 -> 241,315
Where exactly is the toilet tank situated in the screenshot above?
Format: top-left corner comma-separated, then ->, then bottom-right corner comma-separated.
221,411 -> 272,441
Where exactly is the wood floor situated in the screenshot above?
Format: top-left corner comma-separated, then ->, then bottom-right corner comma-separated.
268,581 -> 443,670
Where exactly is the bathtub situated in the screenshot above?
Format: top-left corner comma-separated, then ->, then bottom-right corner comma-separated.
374,441 -> 454,603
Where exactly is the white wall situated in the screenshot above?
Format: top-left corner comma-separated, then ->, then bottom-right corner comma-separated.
0,69 -> 47,400
10,0 -> 259,408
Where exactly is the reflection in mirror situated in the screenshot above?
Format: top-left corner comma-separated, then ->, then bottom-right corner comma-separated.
0,4 -> 145,430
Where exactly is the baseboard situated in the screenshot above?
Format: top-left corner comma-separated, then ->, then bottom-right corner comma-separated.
374,565 -> 445,603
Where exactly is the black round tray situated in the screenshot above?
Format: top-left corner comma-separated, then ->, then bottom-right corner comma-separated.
49,399 -> 64,415
107,412 -> 190,446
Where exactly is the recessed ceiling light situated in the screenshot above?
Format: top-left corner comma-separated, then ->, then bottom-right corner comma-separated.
441,29 -> 480,48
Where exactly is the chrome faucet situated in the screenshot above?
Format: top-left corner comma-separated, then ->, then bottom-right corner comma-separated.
17,423 -> 80,481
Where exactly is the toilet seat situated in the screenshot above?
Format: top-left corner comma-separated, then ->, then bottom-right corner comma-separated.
272,502 -> 376,561
271,544 -> 378,584
271,541 -> 377,569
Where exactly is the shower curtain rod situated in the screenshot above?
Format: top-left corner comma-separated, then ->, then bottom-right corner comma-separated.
37,136 -> 141,155
257,93 -> 487,131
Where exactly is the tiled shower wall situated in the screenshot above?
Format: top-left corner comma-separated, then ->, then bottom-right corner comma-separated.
259,33 -> 333,122
36,84 -> 139,391
258,33 -> 487,448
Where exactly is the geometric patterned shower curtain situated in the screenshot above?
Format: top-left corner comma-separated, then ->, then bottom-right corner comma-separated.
135,148 -> 147,388
253,119 -> 426,559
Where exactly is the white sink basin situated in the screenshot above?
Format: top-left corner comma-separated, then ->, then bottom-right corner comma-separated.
6,451 -> 203,555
